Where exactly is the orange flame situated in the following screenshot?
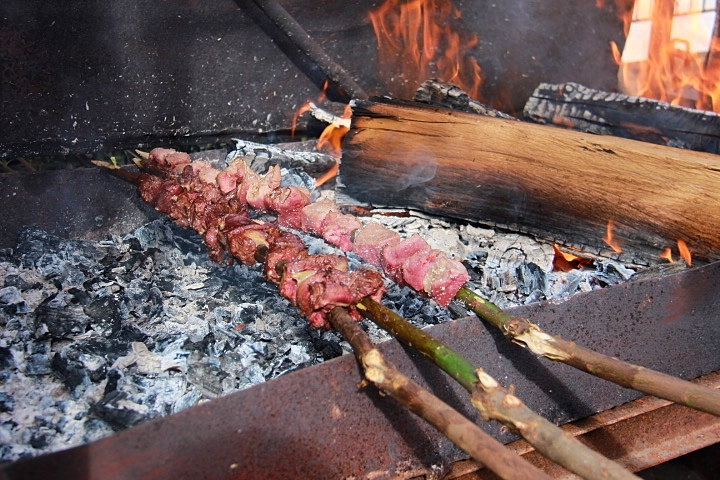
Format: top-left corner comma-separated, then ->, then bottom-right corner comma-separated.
603,219 -> 623,253
316,104 -> 351,159
291,101 -> 312,138
615,0 -> 720,112
369,0 -> 485,101
659,246 -> 674,262
292,81 -> 331,138
677,239 -> 692,266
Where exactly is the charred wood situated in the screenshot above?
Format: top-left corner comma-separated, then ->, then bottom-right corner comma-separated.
235,0 -> 366,102
524,82 -> 720,154
414,79 -> 517,120
339,99 -> 720,263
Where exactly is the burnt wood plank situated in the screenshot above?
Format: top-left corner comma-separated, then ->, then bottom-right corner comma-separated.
338,99 -> 720,263
523,82 -> 720,154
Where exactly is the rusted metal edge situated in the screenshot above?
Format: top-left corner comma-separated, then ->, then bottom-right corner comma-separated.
1,260 -> 718,479
445,370 -> 720,479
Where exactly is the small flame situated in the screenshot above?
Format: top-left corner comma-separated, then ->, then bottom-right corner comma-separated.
659,246 -> 674,262
291,81 -> 331,138
603,219 -> 623,253
369,0 -> 485,101
317,104 -> 352,159
677,239 -> 692,266
291,101 -> 312,138
614,0 -> 720,112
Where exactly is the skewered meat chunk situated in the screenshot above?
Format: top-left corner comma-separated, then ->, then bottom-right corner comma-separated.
300,197 -> 339,234
380,234 -> 433,283
243,165 -> 282,210
295,268 -> 385,329
277,254 -> 350,303
264,232 -> 309,284
352,222 -> 401,267
401,249 -> 442,293
138,147 -> 469,320
424,256 -> 471,307
266,186 -> 312,229
319,212 -> 362,251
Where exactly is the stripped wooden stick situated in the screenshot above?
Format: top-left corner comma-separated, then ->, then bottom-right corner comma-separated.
328,307 -> 551,480
357,298 -> 640,480
455,286 -> 720,417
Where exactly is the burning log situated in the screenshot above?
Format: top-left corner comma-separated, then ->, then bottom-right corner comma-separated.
524,82 -> 720,154
339,98 -> 720,263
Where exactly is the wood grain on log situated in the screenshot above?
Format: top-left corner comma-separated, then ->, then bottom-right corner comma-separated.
524,82 -> 720,154
338,99 -> 720,262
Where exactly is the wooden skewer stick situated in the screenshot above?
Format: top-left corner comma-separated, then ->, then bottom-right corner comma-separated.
327,307 -> 551,480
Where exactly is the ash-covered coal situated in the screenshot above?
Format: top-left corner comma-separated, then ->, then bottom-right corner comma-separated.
0,145 -> 641,463
0,218 -> 452,462
367,212 -> 637,309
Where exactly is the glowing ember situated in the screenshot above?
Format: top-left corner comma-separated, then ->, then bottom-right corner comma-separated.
603,219 -> 623,253
369,0 -> 485,101
677,238 -> 692,265
613,0 -> 720,112
552,244 -> 594,272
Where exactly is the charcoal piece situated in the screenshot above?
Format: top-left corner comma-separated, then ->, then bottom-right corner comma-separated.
28,431 -> 50,449
112,324 -> 149,345
310,334 -> 343,361
515,262 -> 548,296
91,391 -> 154,431
148,286 -> 163,306
80,354 -> 107,383
124,237 -> 143,252
3,274 -> 38,291
14,228 -> 64,264
66,287 -> 91,306
34,293 -> 90,339
25,353 -> 52,376
187,362 -> 232,399
52,352 -> 87,392
75,337 -> 130,364
0,286 -> 27,314
83,297 -> 122,336
0,346 -> 14,372
171,389 -> 203,414
104,369 -> 122,395
182,333 -> 216,355
0,392 -> 14,413
232,303 -> 263,324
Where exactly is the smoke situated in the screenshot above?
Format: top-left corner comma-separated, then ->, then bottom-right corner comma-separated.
393,145 -> 438,190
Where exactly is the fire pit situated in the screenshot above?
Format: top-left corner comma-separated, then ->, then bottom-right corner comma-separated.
2,0 -> 720,478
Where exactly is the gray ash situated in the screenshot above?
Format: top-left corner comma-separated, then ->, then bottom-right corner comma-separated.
0,218 -> 452,462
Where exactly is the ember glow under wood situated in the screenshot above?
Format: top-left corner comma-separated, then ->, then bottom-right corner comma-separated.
339,99 -> 720,263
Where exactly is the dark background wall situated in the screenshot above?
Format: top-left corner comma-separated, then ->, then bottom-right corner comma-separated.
1,0 -> 625,160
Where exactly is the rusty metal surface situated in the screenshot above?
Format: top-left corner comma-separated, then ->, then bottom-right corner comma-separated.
0,169 -> 158,249
452,371 -> 720,479
2,255 -> 719,479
